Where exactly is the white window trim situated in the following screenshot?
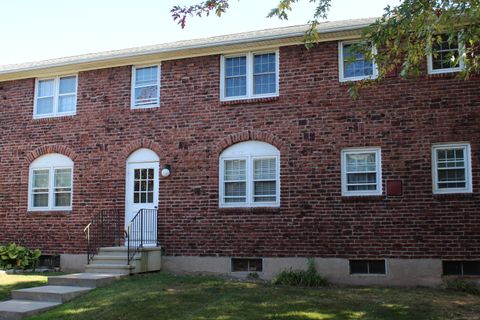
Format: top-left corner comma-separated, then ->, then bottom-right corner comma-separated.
33,75 -> 78,119
220,50 -> 279,101
427,35 -> 465,75
219,155 -> 280,208
341,147 -> 382,197
432,143 -> 472,194
28,165 -> 74,212
131,64 -> 161,109
338,41 -> 378,82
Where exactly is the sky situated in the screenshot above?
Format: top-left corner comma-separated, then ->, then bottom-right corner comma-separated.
0,0 -> 399,66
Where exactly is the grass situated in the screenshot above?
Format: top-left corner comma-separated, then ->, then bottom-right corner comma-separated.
1,272 -> 472,320
0,272 -> 64,301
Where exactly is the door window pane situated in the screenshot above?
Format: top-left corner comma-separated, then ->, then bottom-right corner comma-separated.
133,168 -> 155,204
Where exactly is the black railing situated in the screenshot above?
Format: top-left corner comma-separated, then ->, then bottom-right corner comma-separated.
83,209 -> 122,264
126,208 -> 158,264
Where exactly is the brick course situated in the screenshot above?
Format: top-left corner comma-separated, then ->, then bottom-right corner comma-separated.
0,41 -> 479,259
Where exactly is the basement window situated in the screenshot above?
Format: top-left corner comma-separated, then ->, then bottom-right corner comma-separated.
231,258 -> 263,272
443,261 -> 480,276
350,260 -> 386,275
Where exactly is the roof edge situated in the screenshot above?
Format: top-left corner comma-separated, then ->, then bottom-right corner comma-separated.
0,18 -> 377,81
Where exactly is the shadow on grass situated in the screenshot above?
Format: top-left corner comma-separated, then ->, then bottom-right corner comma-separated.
26,273 -> 480,320
0,273 -> 63,301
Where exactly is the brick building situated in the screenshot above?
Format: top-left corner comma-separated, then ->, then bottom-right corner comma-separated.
0,18 -> 478,285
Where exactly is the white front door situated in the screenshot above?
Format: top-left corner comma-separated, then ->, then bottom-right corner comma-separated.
125,161 -> 159,246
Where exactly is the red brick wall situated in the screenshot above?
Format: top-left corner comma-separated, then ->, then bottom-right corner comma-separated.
0,41 -> 479,259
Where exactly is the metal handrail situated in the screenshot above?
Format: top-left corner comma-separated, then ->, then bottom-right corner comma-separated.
125,208 -> 158,264
83,209 -> 122,264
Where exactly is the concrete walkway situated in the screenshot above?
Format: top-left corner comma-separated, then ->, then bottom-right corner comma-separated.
0,273 -> 125,320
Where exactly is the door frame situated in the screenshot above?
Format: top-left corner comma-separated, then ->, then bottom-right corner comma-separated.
125,148 -> 160,243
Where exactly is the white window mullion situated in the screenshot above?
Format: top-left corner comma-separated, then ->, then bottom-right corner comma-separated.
54,77 -> 59,115
247,52 -> 253,98
247,156 -> 253,206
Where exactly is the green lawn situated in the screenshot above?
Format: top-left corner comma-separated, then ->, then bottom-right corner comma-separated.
0,272 -> 64,301
4,272 -> 472,320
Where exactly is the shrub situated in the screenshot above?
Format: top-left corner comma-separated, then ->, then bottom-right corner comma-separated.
247,272 -> 260,280
0,243 -> 41,271
444,278 -> 480,296
272,258 -> 329,287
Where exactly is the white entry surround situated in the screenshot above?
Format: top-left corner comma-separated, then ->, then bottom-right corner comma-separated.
125,148 -> 159,246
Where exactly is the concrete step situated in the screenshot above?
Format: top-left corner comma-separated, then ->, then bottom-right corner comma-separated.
48,273 -> 125,288
0,300 -> 61,320
85,263 -> 133,275
91,254 -> 140,264
11,285 -> 92,303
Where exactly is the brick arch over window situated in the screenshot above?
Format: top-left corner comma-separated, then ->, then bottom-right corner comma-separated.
122,138 -> 163,159
216,131 -> 287,155
26,144 -> 78,164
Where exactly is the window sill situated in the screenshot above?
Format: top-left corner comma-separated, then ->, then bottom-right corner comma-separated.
218,207 -> 280,214
32,114 -> 76,122
341,195 -> 384,202
130,106 -> 160,113
28,210 -> 71,217
339,75 -> 378,83
433,193 -> 474,200
220,96 -> 279,106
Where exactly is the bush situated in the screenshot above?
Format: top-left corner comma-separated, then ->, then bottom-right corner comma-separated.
444,278 -> 480,296
272,258 -> 329,287
0,243 -> 41,271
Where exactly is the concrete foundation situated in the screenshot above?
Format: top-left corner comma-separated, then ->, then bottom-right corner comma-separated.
61,254 -> 447,287
60,254 -> 87,273
162,256 -> 445,287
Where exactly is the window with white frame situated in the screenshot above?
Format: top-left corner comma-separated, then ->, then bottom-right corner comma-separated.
341,148 -> 382,196
34,75 -> 77,118
428,34 -> 464,74
221,51 -> 278,101
432,143 -> 472,194
29,154 -> 73,211
219,141 -> 280,207
338,41 -> 377,82
131,65 -> 160,108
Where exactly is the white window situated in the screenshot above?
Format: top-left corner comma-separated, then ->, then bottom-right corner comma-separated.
131,65 -> 160,108
427,34 -> 464,74
432,143 -> 472,194
338,41 -> 378,82
219,141 -> 280,207
220,51 -> 279,101
341,148 -> 382,196
34,75 -> 77,118
28,154 -> 73,211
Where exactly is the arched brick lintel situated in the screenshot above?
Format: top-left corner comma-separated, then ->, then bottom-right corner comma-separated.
26,144 -> 78,164
122,138 -> 163,159
216,131 -> 288,155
